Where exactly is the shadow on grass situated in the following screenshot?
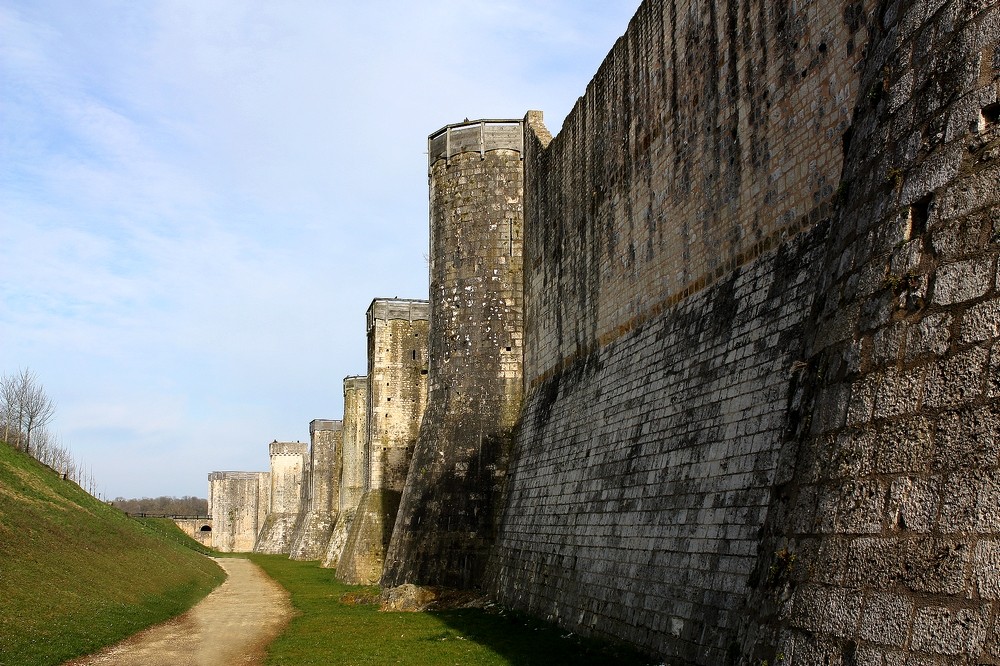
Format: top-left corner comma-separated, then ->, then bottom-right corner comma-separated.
429,606 -> 658,666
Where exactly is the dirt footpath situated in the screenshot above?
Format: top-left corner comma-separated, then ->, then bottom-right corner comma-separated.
65,557 -> 293,666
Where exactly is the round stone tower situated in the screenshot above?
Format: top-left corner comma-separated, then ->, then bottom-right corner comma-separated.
382,117 -> 526,589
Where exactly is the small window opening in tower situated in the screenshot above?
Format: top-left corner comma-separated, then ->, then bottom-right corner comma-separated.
909,195 -> 931,239
508,218 -> 514,256
983,102 -> 1000,128
412,350 -> 417,360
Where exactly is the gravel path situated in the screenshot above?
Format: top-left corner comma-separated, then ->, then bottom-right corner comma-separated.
65,557 -> 293,666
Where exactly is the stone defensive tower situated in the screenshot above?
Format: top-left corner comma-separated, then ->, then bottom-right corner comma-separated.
207,471 -> 269,553
289,419 -> 342,561
383,119 -> 525,589
337,299 -> 429,584
254,440 -> 309,554
323,375 -> 368,568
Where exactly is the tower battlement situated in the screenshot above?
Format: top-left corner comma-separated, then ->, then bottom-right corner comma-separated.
428,119 -> 523,168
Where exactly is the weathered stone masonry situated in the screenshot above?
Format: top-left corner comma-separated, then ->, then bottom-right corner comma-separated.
383,120 -> 525,590
289,419 -> 342,561
208,471 -> 269,553
205,0 -> 1000,662
336,299 -> 429,584
323,375 -> 368,568
476,0 -> 1000,663
254,440 -> 308,554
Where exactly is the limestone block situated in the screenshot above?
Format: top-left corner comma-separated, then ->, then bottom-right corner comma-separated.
886,476 -> 940,533
960,298 -> 1000,344
932,257 -> 993,305
909,605 -> 990,656
921,346 -> 988,409
858,592 -> 913,647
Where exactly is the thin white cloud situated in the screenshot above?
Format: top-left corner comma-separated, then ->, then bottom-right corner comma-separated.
0,0 -> 641,497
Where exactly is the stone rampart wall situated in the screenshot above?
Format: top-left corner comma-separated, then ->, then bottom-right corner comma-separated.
486,0 -> 1000,663
208,471 -> 269,553
521,0 -> 873,382
254,441 -> 308,554
337,300 -> 429,584
289,419 -> 342,560
383,127 -> 525,590
323,376 -> 369,568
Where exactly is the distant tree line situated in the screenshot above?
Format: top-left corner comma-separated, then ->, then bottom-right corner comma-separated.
0,368 -> 98,494
112,496 -> 209,516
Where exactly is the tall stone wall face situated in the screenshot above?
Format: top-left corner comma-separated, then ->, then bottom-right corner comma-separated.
337,300 -> 428,584
289,419 -> 342,561
254,441 -> 309,554
486,0 -> 879,661
488,224 -> 828,662
208,471 -> 268,553
482,0 -> 1000,663
521,0 -> 875,381
340,376 -> 369,511
750,2 -> 1000,663
383,122 -> 525,590
323,375 -> 369,568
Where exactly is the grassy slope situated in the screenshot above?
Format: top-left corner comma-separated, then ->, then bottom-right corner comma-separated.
0,443 -> 225,666
249,554 -> 655,666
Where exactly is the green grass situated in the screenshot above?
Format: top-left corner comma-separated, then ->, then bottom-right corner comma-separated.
248,554 -> 655,666
0,443 -> 226,666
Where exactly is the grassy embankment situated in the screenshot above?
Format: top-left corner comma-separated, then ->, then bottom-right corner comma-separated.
249,554 -> 656,666
0,442 -> 225,666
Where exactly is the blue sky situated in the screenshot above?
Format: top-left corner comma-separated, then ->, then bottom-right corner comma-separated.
0,0 -> 641,499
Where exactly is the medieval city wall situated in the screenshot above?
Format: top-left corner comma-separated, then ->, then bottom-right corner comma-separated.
254,440 -> 309,554
383,121 -> 526,590
755,2 -> 1000,663
323,375 -> 369,568
208,471 -> 269,553
200,0 -> 1000,662
487,0 -> 998,662
489,0 -> 877,655
289,419 -> 342,560
337,299 -> 429,584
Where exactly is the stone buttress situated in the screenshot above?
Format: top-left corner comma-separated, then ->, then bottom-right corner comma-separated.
289,419 -> 342,561
254,440 -> 309,554
323,375 -> 368,568
382,118 -> 525,590
336,299 -> 429,584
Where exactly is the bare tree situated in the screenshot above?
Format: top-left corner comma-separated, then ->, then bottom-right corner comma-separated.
0,368 -> 56,455
1,373 -> 21,448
